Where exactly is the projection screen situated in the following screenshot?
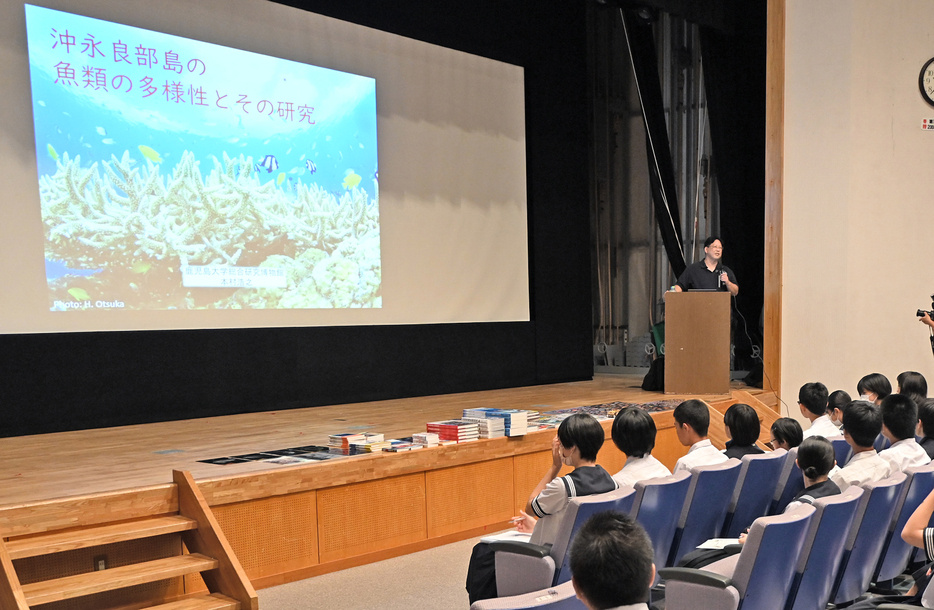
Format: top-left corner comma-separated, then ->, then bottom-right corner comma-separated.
0,0 -> 530,333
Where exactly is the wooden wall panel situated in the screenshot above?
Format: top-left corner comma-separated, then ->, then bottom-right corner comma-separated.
211,491 -> 317,582
764,0 -> 785,397
317,474 -> 427,564
426,458 -> 515,538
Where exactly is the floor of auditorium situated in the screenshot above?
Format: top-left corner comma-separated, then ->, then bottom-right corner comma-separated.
0,373 -> 769,507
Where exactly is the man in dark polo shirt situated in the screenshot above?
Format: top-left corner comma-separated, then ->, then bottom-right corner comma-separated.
672,236 -> 739,296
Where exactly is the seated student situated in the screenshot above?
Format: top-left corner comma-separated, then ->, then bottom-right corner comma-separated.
611,406 -> 671,487
828,390 -> 852,430
769,417 -> 803,451
782,436 -> 841,513
918,398 -> 934,459
857,372 -> 892,405
897,370 -> 928,408
829,401 -> 890,491
569,511 -> 655,610
677,436 -> 840,570
878,393 -> 931,477
799,382 -> 837,439
464,413 -> 618,604
672,399 -> 729,474
722,403 -> 765,459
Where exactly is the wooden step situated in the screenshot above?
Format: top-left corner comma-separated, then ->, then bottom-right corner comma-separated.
21,553 -> 218,606
142,592 -> 240,610
6,515 -> 198,560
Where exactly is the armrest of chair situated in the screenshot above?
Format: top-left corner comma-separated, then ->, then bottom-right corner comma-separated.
877,606 -> 924,610
722,544 -> 744,554
493,543 -> 556,599
487,541 -> 551,558
659,568 -> 739,610
658,568 -> 733,589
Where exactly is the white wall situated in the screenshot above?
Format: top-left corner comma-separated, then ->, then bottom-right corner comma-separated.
781,0 -> 934,415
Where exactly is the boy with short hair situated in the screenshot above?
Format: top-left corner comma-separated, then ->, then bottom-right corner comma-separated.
569,511 -> 655,610
878,393 -> 930,477
672,399 -> 728,474
611,406 -> 671,487
830,401 -> 890,491
799,382 -> 837,439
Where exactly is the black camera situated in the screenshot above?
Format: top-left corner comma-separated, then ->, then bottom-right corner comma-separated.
917,294 -> 934,318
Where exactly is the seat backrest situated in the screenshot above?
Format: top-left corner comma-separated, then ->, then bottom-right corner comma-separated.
469,581 -> 587,610
785,486 -> 864,610
550,486 -> 636,586
722,450 -> 788,537
874,462 -> 934,582
631,470 -> 692,579
827,435 -> 852,469
874,433 -> 891,452
771,447 -> 804,515
729,505 -> 815,610
667,458 -> 742,567
830,472 -> 908,605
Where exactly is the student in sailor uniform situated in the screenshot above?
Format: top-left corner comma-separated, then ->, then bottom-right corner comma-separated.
781,436 -> 841,514
465,413 -> 618,604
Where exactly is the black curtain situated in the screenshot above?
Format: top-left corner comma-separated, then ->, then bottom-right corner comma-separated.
700,0 -> 767,365
620,8 -> 686,278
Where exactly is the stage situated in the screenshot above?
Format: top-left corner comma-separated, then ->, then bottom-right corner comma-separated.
0,374 -> 777,607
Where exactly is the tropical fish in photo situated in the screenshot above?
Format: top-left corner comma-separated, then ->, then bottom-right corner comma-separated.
38,100 -> 46,107
47,143 -> 58,160
131,261 -> 152,274
258,154 -> 278,173
305,159 -> 316,174
138,145 -> 162,163
276,172 -> 286,186
67,287 -> 91,301
96,126 -> 107,136
102,138 -> 115,145
342,170 -> 362,190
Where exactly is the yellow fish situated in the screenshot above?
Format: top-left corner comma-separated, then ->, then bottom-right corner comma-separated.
277,172 -> 286,186
138,145 -> 162,163
67,287 -> 91,301
130,261 -> 151,274
342,170 -> 362,190
47,143 -> 59,160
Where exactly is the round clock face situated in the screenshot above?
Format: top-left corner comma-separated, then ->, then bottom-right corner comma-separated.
920,58 -> 934,106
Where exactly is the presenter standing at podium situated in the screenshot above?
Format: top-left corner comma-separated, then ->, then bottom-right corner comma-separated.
671,237 -> 739,296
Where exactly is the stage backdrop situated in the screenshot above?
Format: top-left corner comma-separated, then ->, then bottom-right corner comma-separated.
0,0 -> 592,436
781,0 -> 934,412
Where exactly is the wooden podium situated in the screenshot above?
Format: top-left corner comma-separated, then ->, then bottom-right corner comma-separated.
664,291 -> 731,395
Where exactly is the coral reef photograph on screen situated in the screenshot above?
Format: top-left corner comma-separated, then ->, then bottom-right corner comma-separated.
25,4 -> 380,312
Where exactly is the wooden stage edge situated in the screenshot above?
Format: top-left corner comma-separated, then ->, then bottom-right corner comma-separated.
0,375 -> 778,599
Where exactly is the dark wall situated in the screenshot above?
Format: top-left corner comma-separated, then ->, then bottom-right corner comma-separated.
0,0 -> 594,437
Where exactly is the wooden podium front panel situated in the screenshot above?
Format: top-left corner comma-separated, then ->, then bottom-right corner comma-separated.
212,490 -> 318,581
665,292 -> 731,394
426,458 -> 515,538
317,473 -> 427,564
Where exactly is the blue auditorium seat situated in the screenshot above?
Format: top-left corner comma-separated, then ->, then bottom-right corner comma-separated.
874,462 -> 934,583
630,470 -> 692,582
722,450 -> 788,538
770,447 -> 804,515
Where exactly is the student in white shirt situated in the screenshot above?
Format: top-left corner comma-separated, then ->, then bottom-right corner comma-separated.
569,511 -> 655,610
799,382 -> 838,439
878,393 -> 931,477
672,399 -> 728,474
830,400 -> 890,491
828,390 -> 852,430
611,406 -> 671,487
857,372 -> 892,406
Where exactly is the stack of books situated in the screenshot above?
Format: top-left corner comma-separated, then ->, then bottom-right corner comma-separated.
426,420 -> 480,443
464,417 -> 505,439
328,432 -> 384,455
485,410 -> 528,437
462,408 -> 534,437
412,432 -> 440,447
384,439 -> 422,452
351,439 -> 391,453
